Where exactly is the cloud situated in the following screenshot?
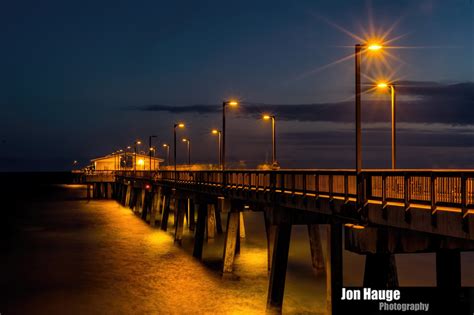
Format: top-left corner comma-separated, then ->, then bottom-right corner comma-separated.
132,81 -> 474,125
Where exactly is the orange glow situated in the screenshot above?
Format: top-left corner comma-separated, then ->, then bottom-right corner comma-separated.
182,138 -> 188,142
149,147 -> 155,151
163,144 -> 169,147
262,115 -> 271,120
211,129 -> 219,134
228,100 -> 238,106
137,159 -> 144,166
377,82 -> 388,89
145,184 -> 151,190
136,140 -> 142,145
367,43 -> 383,51
177,123 -> 185,128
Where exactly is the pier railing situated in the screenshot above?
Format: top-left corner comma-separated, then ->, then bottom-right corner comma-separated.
114,169 -> 474,213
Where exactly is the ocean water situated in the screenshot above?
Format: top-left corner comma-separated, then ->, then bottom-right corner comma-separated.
1,184 -> 474,314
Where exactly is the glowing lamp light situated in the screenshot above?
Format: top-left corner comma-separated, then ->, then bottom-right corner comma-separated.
377,82 -> 389,89
137,159 -> 145,166
228,100 -> 239,106
182,138 -> 188,142
163,144 -> 169,147
367,43 -> 382,51
263,115 -> 271,120
212,129 -> 219,134
145,184 -> 151,190
136,141 -> 142,145
178,123 -> 185,128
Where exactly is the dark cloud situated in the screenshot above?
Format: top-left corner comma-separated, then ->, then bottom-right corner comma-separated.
133,81 -> 474,125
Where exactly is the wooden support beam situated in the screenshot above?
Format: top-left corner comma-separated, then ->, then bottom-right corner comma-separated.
326,223 -> 342,315
150,188 -> 162,227
160,195 -> 170,231
193,203 -> 207,259
188,198 -> 195,231
174,199 -> 186,244
207,204 -> 217,240
363,253 -> 399,288
222,211 -> 240,273
266,223 -> 292,312
436,250 -> 461,288
308,224 -> 325,276
216,205 -> 223,234
264,210 -> 276,272
239,212 -> 246,238
141,190 -> 149,220
125,185 -> 132,207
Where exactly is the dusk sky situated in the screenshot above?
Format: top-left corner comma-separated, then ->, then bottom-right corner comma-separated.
1,0 -> 473,171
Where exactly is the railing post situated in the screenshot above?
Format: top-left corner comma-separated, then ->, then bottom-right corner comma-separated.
404,174 -> 411,223
382,174 -> 387,219
344,173 -> 348,204
461,173 -> 468,233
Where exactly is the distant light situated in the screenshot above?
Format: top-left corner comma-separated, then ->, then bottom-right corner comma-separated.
263,115 -> 271,120
137,159 -> 145,165
145,184 -> 151,190
127,146 -> 131,149
178,123 -> 185,128
149,147 -> 155,151
228,100 -> 239,106
182,138 -> 188,142
163,144 -> 169,147
367,43 -> 382,51
211,129 -> 219,134
136,140 -> 142,145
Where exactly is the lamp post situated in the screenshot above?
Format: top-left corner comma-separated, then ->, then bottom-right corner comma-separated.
163,144 -> 170,166
355,42 -> 383,212
355,42 -> 383,173
134,140 -> 142,172
263,114 -> 278,168
222,100 -> 238,170
212,129 -> 222,168
182,138 -> 191,165
174,123 -> 185,172
376,82 -> 397,169
149,135 -> 157,172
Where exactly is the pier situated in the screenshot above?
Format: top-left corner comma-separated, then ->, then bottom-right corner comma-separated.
82,168 -> 474,314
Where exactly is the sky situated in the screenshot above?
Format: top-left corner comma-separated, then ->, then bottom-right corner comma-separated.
0,0 -> 473,171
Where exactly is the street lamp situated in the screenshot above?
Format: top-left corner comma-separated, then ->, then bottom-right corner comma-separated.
182,138 -> 191,165
211,129 -> 222,168
355,41 -> 383,212
134,140 -> 142,172
174,123 -> 185,172
222,99 -> 239,170
149,135 -> 157,171
163,144 -> 170,166
376,82 -> 397,169
262,114 -> 278,168
355,41 -> 383,173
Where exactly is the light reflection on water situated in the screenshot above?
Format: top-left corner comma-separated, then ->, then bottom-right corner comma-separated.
2,185 -> 474,314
